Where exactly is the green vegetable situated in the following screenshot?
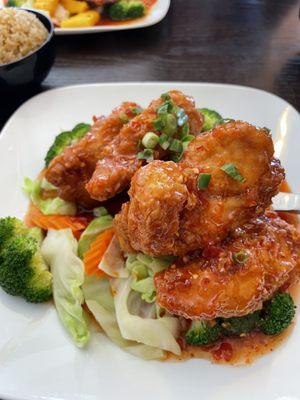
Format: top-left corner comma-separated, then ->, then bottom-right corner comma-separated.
185,292 -> 296,346
137,149 -> 154,162
260,293 -> 296,335
23,177 -> 76,216
108,0 -> 145,21
232,251 -> 248,265
78,214 -> 113,259
5,0 -> 25,6
0,217 -> 52,303
186,320 -> 223,346
41,229 -> 90,347
158,134 -> 170,150
169,138 -> 183,153
220,163 -> 246,183
199,108 -> 223,132
130,106 -> 143,115
131,276 -> 156,303
142,132 -> 159,149
83,276 -> 164,360
45,123 -> 90,166
197,173 -> 211,190
220,311 -> 261,336
93,206 -> 109,217
111,278 -> 181,355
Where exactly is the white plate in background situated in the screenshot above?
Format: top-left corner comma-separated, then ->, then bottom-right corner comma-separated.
0,0 -> 170,34
0,82 -> 299,400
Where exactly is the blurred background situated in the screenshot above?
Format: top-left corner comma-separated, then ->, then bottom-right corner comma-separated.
1,0 -> 300,128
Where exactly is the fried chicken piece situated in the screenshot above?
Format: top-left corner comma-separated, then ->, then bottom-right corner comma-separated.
45,102 -> 139,208
115,121 -> 284,256
154,211 -> 300,319
86,90 -> 203,202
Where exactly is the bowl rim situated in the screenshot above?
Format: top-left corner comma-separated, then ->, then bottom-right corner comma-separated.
0,7 -> 55,68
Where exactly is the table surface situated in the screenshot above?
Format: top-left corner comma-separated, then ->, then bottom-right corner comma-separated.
1,0 -> 300,130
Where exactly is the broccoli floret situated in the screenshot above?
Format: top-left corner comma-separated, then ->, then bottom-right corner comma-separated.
198,108 -> 223,132
0,218 -> 52,303
108,0 -> 145,21
44,123 -> 90,167
0,217 -> 28,253
5,0 -> 25,6
185,320 -> 223,346
185,293 -> 296,346
260,293 -> 295,335
219,311 -> 261,336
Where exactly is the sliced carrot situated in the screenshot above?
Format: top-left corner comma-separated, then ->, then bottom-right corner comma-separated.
83,228 -> 115,277
24,203 -> 89,233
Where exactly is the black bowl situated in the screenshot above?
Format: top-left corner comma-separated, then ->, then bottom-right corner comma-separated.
0,8 -> 55,92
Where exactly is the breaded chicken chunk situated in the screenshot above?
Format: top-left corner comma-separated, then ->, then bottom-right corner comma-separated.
154,211 -> 300,319
114,121 -> 284,256
86,90 -> 203,202
45,102 -> 139,208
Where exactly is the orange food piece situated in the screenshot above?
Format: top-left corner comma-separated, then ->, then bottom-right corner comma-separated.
25,203 -> 89,233
83,228 -> 115,277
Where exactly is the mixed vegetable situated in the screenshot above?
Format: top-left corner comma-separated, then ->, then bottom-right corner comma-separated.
4,0 -> 150,28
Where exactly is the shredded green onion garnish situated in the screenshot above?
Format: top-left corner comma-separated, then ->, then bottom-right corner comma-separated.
170,152 -> 184,163
197,173 -> 211,190
142,132 -> 159,149
169,139 -> 183,153
220,163 -> 246,183
137,149 -> 154,162
159,134 -> 170,150
232,251 -> 248,264
119,112 -> 129,123
161,93 -> 171,101
131,106 -> 143,115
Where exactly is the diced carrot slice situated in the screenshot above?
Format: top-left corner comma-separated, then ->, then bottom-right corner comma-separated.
24,203 -> 89,233
83,228 -> 114,277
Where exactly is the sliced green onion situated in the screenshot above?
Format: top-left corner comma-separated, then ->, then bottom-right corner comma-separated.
137,149 -> 154,162
153,118 -> 164,131
131,106 -> 143,115
182,135 -> 194,150
119,112 -> 129,123
163,114 -> 177,135
161,93 -> 171,101
169,139 -> 183,153
157,103 -> 170,115
181,122 -> 190,137
220,163 -> 246,183
142,132 -> 159,149
170,152 -> 184,163
232,251 -> 248,265
197,173 -> 211,190
159,133 -> 170,150
178,114 -> 188,127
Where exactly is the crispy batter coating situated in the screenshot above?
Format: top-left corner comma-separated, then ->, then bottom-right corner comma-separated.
45,102 -> 139,208
86,90 -> 203,202
154,211 -> 300,319
114,121 -> 284,256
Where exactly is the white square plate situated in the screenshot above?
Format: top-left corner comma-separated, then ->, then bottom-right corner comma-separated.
0,82 -> 299,400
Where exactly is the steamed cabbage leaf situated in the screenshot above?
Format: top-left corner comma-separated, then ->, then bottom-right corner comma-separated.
99,236 -> 129,278
41,229 -> 90,347
23,177 -> 76,216
111,278 -> 181,355
83,276 -> 164,360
